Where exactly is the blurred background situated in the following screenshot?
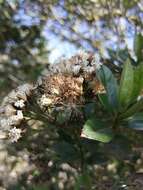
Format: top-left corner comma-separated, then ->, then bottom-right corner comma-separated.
0,0 -> 143,189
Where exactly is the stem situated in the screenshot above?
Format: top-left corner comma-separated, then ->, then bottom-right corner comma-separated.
78,141 -> 85,173
112,114 -> 119,130
75,132 -> 85,173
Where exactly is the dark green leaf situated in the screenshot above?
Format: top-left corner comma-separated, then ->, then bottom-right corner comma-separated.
98,94 -> 113,113
84,103 -> 96,118
96,65 -> 118,111
53,141 -> 79,162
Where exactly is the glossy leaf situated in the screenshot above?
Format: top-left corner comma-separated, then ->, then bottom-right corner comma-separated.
134,33 -> 143,61
120,98 -> 143,119
81,118 -> 113,143
96,65 -> 118,111
98,94 -> 113,113
139,63 -> 143,92
131,65 -> 143,100
119,59 -> 134,107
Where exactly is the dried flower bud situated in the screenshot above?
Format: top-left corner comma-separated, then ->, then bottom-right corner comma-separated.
40,94 -> 53,106
51,88 -> 60,95
40,74 -> 84,106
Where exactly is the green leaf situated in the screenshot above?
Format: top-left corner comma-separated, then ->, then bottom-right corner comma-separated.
139,63 -> 143,92
119,59 -> 134,108
134,33 -> 143,62
131,64 -> 143,101
128,113 -> 143,130
120,98 -> 143,119
81,118 -> 113,143
98,94 -> 113,113
96,65 -> 118,111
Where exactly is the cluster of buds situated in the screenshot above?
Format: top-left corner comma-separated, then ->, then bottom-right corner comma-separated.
49,51 -> 102,76
0,52 -> 104,142
34,52 -> 104,123
0,84 -> 33,142
39,51 -> 104,97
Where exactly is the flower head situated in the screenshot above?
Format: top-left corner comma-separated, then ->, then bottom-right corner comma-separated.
14,99 -> 25,108
8,127 -> 22,142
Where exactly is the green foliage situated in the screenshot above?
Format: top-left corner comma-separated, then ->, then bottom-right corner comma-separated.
82,118 -> 113,143
119,59 -> 134,108
97,65 -> 119,112
131,64 -> 143,100
83,47 -> 143,143
134,33 -> 143,62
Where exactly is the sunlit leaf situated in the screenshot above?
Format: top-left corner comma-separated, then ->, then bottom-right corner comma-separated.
120,98 -> 143,119
81,118 -> 113,143
119,59 -> 134,108
134,33 -> 143,61
131,64 -> 143,101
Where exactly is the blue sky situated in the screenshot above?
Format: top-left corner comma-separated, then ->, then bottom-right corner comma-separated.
12,0 -> 138,63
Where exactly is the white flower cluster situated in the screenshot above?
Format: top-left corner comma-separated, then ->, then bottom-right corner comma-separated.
0,52 -> 102,142
0,83 -> 33,142
14,99 -> 25,108
8,127 -> 22,143
48,51 -> 102,76
40,94 -> 53,106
